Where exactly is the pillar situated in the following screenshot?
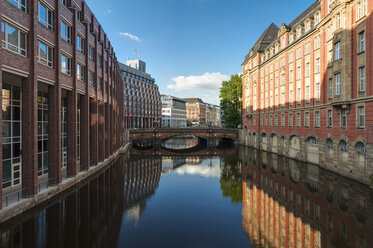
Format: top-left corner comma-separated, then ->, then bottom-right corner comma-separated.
48,84 -> 62,185
67,91 -> 77,177
22,76 -> 38,196
105,102 -> 110,158
90,97 -> 98,165
0,68 -> 2,208
98,100 -> 105,162
80,94 -> 90,170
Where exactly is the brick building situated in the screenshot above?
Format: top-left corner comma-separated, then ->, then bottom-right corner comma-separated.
0,0 -> 124,208
184,98 -> 221,127
120,59 -> 161,129
241,0 -> 373,182
241,147 -> 372,248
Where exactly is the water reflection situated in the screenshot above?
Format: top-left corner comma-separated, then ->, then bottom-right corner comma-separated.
240,146 -> 372,248
0,156 -> 161,248
161,136 -> 199,150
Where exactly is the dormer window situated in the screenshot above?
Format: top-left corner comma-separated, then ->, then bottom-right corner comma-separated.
282,37 -> 286,49
306,21 -> 310,31
315,12 -> 320,24
297,27 -> 302,38
289,33 -> 294,43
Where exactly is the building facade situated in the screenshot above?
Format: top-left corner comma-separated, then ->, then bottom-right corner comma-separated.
120,59 -> 161,129
161,94 -> 187,128
241,0 -> 373,182
0,0 -> 125,208
184,98 -> 221,127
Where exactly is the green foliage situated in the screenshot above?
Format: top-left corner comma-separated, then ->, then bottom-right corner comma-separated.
219,74 -> 242,128
219,157 -> 242,205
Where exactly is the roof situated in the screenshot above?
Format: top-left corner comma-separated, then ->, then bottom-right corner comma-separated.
289,1 -> 320,28
183,98 -> 204,104
243,23 -> 280,64
242,1 -> 320,65
119,62 -> 155,82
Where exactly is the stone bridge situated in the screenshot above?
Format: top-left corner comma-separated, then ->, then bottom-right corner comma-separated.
129,128 -> 239,146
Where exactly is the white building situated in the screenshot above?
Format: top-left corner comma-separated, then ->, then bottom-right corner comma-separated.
161,95 -> 187,127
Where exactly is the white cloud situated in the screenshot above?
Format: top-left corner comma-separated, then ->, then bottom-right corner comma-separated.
120,32 -> 141,42
167,72 -> 229,92
106,9 -> 112,14
175,165 -> 221,178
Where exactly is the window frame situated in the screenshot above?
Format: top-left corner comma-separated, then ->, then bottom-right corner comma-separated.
38,41 -> 53,67
335,73 -> 341,96
61,20 -> 71,43
359,31 -> 365,52
334,41 -> 341,60
7,0 -> 27,12
357,106 -> 365,128
359,66 -> 365,92
38,1 -> 53,30
327,109 -> 333,128
77,63 -> 85,82
77,34 -> 85,53
1,22 -> 27,57
61,53 -> 71,75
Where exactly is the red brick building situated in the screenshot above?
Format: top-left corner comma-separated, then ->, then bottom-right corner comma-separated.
241,0 -> 373,182
0,0 -> 124,208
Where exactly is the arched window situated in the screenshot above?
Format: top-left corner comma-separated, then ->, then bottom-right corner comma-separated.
326,139 -> 333,149
355,142 -> 365,155
306,137 -> 317,145
339,140 -> 348,151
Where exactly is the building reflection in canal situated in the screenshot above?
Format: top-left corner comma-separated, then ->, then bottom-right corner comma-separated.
161,136 -> 200,150
0,155 -> 161,248
240,146 -> 372,248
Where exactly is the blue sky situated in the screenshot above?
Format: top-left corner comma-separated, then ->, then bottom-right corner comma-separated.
86,0 -> 315,104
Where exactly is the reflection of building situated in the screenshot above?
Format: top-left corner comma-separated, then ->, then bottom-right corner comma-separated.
241,0 -> 372,181
120,59 -> 161,128
184,98 -> 221,127
162,158 -> 186,174
161,95 -> 187,127
241,147 -> 372,248
0,0 -> 125,204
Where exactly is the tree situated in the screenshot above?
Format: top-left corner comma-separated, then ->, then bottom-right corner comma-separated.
219,157 -> 242,205
219,74 -> 242,128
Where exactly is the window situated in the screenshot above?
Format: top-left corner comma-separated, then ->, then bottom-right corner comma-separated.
289,114 -> 293,127
77,35 -> 85,53
359,66 -> 365,92
357,0 -> 367,20
335,73 -> 341,95
315,58 -> 320,73
77,63 -> 85,81
297,88 -> 301,104
61,0 -> 67,7
336,13 -> 341,29
38,2 -> 53,30
289,89 -> 293,106
275,115 -> 278,127
315,12 -> 320,24
297,66 -> 301,80
88,45 -> 94,61
359,31 -> 365,52
296,193 -> 301,207
341,109 -> 347,128
8,0 -> 27,12
358,106 -> 365,128
327,212 -> 333,232
104,60 -> 107,72
306,86 -> 310,103
1,22 -> 27,56
98,54 -> 102,67
281,74 -> 285,85
305,199 -> 310,215
281,93 -> 285,106
88,71 -> 94,87
335,41 -> 341,60
289,70 -> 293,82
329,78 -> 333,98
296,113 -> 301,127
315,111 -> 320,127
77,10 -> 82,22
281,114 -> 285,127
328,110 -> 333,127
61,54 -> 71,75
61,21 -> 71,43
306,63 -> 310,77
315,204 -> 320,220
316,83 -> 320,101
305,112 -> 310,127
38,41 -> 53,67
289,190 -> 293,202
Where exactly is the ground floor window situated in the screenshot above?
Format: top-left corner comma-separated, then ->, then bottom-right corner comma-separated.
2,83 -> 21,188
38,91 -> 48,176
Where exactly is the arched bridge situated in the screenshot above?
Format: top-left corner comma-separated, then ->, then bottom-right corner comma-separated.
130,128 -> 239,146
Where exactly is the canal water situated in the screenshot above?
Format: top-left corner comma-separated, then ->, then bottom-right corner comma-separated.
0,143 -> 372,248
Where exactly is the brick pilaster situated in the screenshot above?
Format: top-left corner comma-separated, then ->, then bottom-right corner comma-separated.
0,63 -> 2,208
90,98 -> 98,165
67,91 -> 77,177
80,94 -> 90,170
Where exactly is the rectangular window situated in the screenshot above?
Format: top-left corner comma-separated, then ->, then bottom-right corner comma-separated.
77,35 -> 85,53
305,112 -> 310,127
281,74 -> 285,85
297,66 -> 301,80
335,73 -> 341,96
315,111 -> 320,127
88,45 -> 94,61
77,63 -> 85,81
306,63 -> 310,77
306,86 -> 310,103
281,114 -> 285,127
296,113 -> 301,127
61,21 -> 71,43
61,0 -> 67,7
38,2 -> 53,30
281,93 -> 285,106
61,54 -> 71,75
335,41 -> 341,60
8,0 -> 27,12
290,70 -> 293,82
341,109 -> 347,128
98,54 -> 102,67
315,204 -> 321,220
359,31 -> 365,52
328,110 -> 333,127
297,88 -> 301,104
275,115 -> 278,127
359,66 -> 365,92
329,78 -> 333,98
316,58 -> 320,73
38,41 -> 53,67
104,60 -> 107,72
358,106 -> 365,128
1,22 -> 27,56
289,89 -> 293,106
289,114 -> 293,127
88,71 -> 94,87
296,193 -> 301,208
